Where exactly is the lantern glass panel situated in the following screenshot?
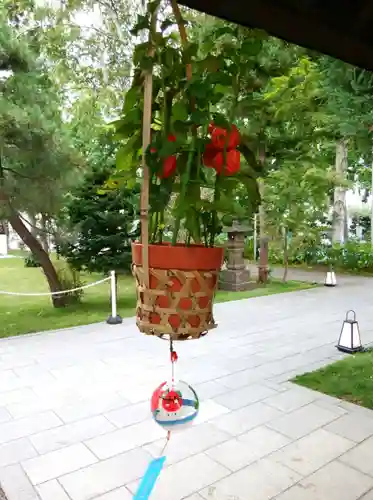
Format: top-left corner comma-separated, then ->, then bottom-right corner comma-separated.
352,322 -> 361,349
339,321 -> 353,349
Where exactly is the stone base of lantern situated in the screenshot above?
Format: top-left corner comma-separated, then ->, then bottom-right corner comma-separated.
219,268 -> 251,291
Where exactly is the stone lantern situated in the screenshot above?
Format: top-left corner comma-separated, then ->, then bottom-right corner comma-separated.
219,221 -> 251,291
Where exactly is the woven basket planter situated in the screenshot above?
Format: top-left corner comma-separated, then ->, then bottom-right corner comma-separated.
132,242 -> 224,341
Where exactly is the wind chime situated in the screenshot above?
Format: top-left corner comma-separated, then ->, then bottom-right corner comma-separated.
132,3 -> 223,497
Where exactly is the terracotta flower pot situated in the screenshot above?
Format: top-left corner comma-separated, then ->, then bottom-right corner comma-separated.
131,242 -> 224,340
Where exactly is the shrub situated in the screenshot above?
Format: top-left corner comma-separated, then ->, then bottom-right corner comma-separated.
54,260 -> 84,305
24,253 -> 41,268
268,240 -> 373,273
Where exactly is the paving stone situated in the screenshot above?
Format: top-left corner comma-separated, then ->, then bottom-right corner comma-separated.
267,402 -> 340,439
264,386 -> 318,412
29,415 -> 115,454
213,383 -> 277,410
0,411 -> 62,445
199,457 -> 301,500
85,419 -> 164,459
22,443 -> 97,485
360,489 -> 373,499
276,460 -> 373,500
324,413 -> 373,443
0,407 -> 12,424
194,399 -> 230,424
271,428 -> 354,476
0,388 -> 35,407
60,448 -> 152,500
193,380 -> 229,400
0,463 -> 39,500
340,435 -> 373,476
92,486 -> 132,500
0,438 -> 37,467
217,368 -> 261,389
128,452 -> 230,500
36,480 -> 70,500
211,402 -> 283,436
55,394 -> 128,423
0,370 -> 26,393
105,401 -> 150,428
144,423 -> 230,465
206,425 -> 290,471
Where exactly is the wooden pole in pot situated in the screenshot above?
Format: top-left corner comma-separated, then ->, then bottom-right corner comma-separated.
140,12 -> 157,289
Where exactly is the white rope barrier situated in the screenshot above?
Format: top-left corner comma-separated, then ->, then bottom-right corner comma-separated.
0,270 -> 123,325
0,276 -> 111,296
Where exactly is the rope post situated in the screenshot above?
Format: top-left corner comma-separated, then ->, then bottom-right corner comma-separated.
107,270 -> 122,325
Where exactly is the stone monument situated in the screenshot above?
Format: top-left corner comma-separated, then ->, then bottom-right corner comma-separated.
219,221 -> 251,291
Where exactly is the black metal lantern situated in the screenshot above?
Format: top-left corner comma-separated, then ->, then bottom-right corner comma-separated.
337,310 -> 363,354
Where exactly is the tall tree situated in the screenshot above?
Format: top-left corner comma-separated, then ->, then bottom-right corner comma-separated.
60,136 -> 140,275
0,13 -> 79,306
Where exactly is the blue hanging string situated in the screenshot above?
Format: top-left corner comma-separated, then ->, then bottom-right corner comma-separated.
134,430 -> 170,500
133,456 -> 166,500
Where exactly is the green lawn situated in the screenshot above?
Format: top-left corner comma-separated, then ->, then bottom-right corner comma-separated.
0,257 -> 315,338
293,350 -> 373,409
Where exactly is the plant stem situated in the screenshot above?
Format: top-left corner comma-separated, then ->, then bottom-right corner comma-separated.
169,0 -> 192,81
209,174 -> 221,247
172,138 -> 196,245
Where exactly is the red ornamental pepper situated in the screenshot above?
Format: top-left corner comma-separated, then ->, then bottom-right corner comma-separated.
211,149 -> 241,176
211,124 -> 240,151
158,155 -> 177,179
156,133 -> 177,179
203,143 -> 219,167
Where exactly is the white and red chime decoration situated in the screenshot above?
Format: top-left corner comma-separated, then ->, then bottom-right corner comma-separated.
134,340 -> 199,499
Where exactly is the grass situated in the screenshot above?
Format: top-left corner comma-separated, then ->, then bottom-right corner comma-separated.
293,350 -> 373,410
0,257 -> 315,338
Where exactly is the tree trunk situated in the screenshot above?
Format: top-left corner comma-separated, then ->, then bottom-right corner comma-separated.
258,178 -> 266,240
332,139 -> 348,244
29,213 -> 39,239
40,214 -> 50,254
283,227 -> 288,282
257,177 -> 269,283
5,206 -> 65,308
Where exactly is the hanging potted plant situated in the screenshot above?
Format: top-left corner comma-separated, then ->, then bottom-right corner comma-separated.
111,0 -> 262,340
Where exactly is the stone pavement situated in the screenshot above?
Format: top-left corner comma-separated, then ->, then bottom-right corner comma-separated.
1,279 -> 373,499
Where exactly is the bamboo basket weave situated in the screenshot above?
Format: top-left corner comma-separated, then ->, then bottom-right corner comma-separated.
132,264 -> 220,341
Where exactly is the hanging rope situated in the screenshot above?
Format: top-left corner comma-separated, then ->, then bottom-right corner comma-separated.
0,276 -> 111,296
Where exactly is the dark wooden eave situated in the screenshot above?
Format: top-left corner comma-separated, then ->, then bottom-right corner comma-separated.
178,0 -> 373,72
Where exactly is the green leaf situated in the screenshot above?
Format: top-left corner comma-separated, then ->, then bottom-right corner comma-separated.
190,109 -> 210,127
239,143 -> 262,174
172,102 -> 189,122
183,42 -> 198,61
147,0 -> 161,15
161,19 -> 174,31
139,55 -> 154,71
116,147 -> 134,172
241,39 -> 262,57
123,87 -> 139,114
130,14 -> 150,36
133,42 -> 149,66
158,140 -> 178,158
211,113 -> 230,129
199,55 -> 220,72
